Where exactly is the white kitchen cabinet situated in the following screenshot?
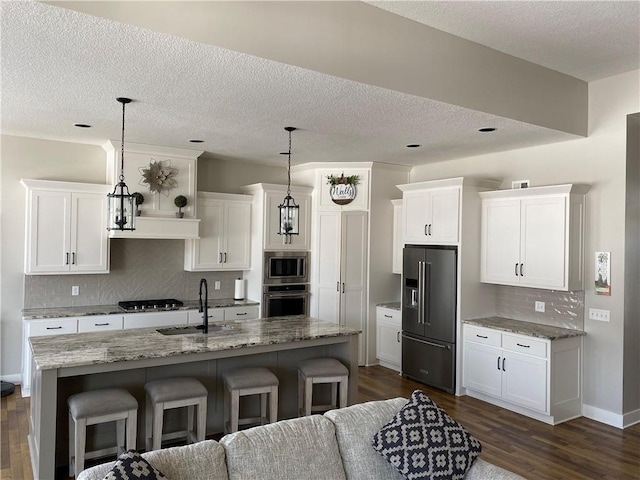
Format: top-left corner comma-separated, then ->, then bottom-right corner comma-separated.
21,180 -> 110,274
314,210 -> 368,365
122,311 -> 189,329
480,184 -> 590,291
187,309 -> 224,324
398,180 -> 460,245
185,192 -> 252,271
187,305 -> 259,325
376,306 -> 402,371
22,317 -> 79,397
391,200 -> 403,274
463,324 -> 582,424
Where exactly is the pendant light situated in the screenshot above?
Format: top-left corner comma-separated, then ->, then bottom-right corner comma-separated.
107,97 -> 136,231
278,126 -> 299,237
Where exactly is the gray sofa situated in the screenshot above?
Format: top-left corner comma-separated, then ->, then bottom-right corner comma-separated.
78,398 -> 525,480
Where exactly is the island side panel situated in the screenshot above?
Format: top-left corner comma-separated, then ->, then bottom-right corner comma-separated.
28,366 -> 58,480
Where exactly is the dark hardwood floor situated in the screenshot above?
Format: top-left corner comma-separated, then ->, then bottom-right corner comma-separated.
3,366 -> 639,479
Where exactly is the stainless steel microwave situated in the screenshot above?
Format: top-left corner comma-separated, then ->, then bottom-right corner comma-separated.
264,251 -> 309,284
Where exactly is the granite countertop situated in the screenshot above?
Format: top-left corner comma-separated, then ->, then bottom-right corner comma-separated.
463,317 -> 586,340
29,315 -> 360,370
376,302 -> 401,311
22,298 -> 260,320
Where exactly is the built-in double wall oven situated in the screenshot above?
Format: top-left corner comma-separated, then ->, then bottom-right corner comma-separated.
263,251 -> 309,317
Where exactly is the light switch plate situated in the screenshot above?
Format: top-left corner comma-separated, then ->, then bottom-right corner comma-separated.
72,286 -> 79,296
214,281 -> 221,290
535,301 -> 545,312
589,308 -> 610,322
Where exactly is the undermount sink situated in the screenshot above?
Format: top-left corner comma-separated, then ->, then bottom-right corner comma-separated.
157,324 -> 235,336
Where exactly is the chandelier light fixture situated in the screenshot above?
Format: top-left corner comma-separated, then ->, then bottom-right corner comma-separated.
107,97 -> 136,231
278,126 -> 299,237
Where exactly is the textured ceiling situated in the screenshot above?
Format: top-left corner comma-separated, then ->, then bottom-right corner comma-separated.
1,1 -> 637,167
368,1 -> 640,82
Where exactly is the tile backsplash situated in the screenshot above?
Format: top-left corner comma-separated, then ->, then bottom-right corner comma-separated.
495,285 -> 584,330
24,239 -> 244,308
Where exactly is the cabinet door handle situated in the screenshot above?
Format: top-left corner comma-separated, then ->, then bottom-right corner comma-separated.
476,334 -> 488,339
72,252 -> 76,265
94,323 -> 110,326
219,253 -> 223,263
397,331 -> 401,343
384,314 -> 393,318
428,224 -> 432,236
235,312 -> 247,316
514,263 -> 518,276
66,252 -> 70,265
337,281 -> 340,292
424,224 -> 428,236
516,343 -> 530,348
520,263 -> 524,276
502,357 -> 506,371
342,283 -> 345,293
497,356 -> 501,370
46,326 -> 63,330
224,252 -> 227,263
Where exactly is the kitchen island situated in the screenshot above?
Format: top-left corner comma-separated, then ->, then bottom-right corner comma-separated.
28,315 -> 359,480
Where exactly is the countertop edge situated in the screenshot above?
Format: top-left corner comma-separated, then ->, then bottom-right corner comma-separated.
463,317 -> 586,340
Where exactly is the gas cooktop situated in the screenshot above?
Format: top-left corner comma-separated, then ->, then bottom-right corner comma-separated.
118,299 -> 184,311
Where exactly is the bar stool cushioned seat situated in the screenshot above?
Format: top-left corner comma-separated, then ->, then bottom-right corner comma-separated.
144,377 -> 208,452
223,367 -> 279,433
67,388 -> 138,478
298,358 -> 349,416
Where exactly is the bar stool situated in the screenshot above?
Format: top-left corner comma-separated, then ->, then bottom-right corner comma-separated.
67,388 -> 138,478
144,377 -> 208,452
298,358 -> 349,416
223,367 -> 279,433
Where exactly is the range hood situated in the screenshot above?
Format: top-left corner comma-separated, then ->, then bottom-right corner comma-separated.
103,141 -> 203,239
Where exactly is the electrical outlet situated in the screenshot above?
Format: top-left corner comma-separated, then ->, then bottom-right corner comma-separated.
214,281 -> 221,290
589,308 -> 610,322
72,286 -> 79,296
535,301 -> 545,313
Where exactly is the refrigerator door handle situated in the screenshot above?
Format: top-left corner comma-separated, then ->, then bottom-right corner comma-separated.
424,262 -> 431,326
402,333 -> 449,349
417,261 -> 425,324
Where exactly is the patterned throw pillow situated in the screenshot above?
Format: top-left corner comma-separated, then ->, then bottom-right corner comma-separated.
371,390 -> 482,480
102,450 -> 168,480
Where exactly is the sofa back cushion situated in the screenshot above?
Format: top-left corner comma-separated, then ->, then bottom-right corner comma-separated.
324,398 -> 407,480
76,440 -> 229,480
220,415 -> 347,480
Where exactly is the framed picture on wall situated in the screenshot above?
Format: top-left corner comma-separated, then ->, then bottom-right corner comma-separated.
595,251 -> 611,296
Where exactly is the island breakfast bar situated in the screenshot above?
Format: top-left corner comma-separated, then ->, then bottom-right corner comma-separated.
28,315 -> 360,480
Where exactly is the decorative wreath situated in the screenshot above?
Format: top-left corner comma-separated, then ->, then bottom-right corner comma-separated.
140,159 -> 178,195
326,173 -> 360,186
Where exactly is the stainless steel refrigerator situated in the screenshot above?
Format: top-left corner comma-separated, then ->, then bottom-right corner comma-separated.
402,245 -> 457,393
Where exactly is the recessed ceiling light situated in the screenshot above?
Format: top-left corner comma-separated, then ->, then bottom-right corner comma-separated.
188,139 -> 204,143
406,144 -> 421,148
73,123 -> 92,128
478,127 -> 497,132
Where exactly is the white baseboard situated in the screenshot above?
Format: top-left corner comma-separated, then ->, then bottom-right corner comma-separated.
1,374 -> 21,384
582,404 -> 640,429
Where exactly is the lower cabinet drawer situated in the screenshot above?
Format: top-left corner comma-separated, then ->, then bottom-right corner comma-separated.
465,325 -> 501,347
224,306 -> 259,321
78,315 -> 124,333
502,334 -> 547,359
29,318 -> 78,337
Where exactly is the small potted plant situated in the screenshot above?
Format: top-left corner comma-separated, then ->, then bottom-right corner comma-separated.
132,192 -> 144,216
174,195 -> 188,218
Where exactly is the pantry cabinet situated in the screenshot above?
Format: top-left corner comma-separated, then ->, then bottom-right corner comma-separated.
480,184 -> 590,291
314,210 -> 368,365
463,323 -> 583,424
21,180 -> 110,274
185,192 -> 252,271
376,306 -> 402,371
398,180 -> 460,245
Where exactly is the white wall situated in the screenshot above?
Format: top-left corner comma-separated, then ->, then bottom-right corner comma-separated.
0,135 -> 107,380
410,70 -> 640,420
